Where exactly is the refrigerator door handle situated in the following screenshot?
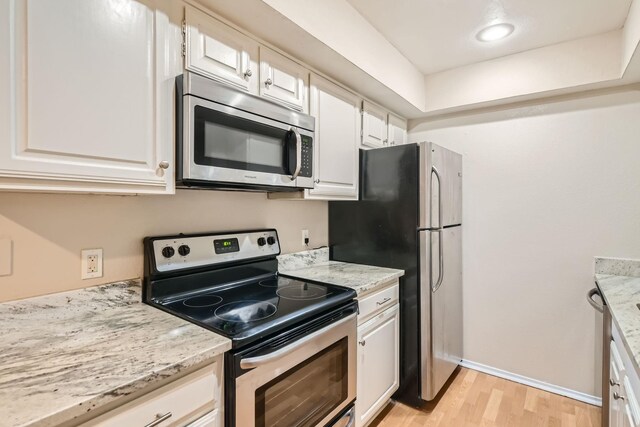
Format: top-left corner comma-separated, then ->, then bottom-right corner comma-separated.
431,229 -> 444,293
431,166 -> 442,229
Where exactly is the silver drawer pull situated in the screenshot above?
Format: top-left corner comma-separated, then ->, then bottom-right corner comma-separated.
158,161 -> 170,170
376,297 -> 391,306
610,379 -> 620,386
144,412 -> 172,427
614,392 -> 625,401
359,340 -> 366,346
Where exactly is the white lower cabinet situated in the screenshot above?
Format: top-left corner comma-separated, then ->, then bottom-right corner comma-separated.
356,283 -> 400,427
81,360 -> 223,427
0,0 -> 178,194
610,324 -> 640,427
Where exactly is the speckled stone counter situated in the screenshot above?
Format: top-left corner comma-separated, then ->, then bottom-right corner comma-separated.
278,248 -> 404,295
595,257 -> 640,374
0,281 -> 231,427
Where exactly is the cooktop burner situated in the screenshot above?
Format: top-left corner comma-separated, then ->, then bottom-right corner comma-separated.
276,283 -> 326,300
215,300 -> 277,322
183,294 -> 223,308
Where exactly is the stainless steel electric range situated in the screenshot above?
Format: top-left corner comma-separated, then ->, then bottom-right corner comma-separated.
143,229 -> 357,427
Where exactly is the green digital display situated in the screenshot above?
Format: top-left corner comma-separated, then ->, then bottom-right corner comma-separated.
214,238 -> 239,254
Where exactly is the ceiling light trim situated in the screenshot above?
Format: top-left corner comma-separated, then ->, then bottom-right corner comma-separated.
476,23 -> 515,42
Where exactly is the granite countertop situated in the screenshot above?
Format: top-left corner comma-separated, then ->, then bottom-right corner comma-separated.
278,248 -> 404,296
0,281 -> 231,427
595,257 -> 640,374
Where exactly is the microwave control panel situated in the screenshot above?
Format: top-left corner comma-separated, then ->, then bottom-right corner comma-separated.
300,136 -> 313,178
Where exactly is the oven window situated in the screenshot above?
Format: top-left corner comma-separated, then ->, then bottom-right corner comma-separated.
193,106 -> 288,175
255,338 -> 349,427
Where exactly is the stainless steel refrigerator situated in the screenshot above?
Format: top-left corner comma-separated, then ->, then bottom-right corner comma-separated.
329,142 -> 462,405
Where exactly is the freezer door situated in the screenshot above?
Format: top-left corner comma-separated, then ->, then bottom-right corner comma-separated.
419,142 -> 462,229
419,227 -> 463,401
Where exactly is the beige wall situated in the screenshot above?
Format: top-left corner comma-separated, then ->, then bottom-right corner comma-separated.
410,87 -> 640,398
0,190 -> 327,302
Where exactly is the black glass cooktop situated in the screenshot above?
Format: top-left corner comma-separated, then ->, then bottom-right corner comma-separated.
155,274 -> 356,348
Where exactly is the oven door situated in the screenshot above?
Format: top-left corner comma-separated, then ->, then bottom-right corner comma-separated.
235,312 -> 357,427
182,94 -> 314,190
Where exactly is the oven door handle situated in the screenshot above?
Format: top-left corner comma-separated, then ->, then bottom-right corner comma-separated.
289,127 -> 302,181
240,312 -> 356,370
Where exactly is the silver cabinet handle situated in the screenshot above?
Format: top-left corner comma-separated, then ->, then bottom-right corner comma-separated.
359,340 -> 366,346
158,161 -> 170,170
610,379 -> 620,386
289,127 -> 302,180
376,297 -> 391,306
265,78 -> 273,87
614,391 -> 625,401
244,69 -> 252,78
314,179 -> 320,184
587,288 -> 604,313
240,313 -> 356,369
144,412 -> 172,427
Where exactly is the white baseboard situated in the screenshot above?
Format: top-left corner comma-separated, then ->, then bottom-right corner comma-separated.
460,359 -> 602,407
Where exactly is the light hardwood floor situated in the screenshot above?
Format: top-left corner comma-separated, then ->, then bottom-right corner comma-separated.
371,367 -> 601,427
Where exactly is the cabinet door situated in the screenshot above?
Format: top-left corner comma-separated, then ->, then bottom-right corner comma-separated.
387,113 -> 407,146
361,101 -> 388,148
185,4 -> 258,93
622,376 -> 640,427
612,340 -> 626,427
0,0 -> 177,194
356,304 -> 400,427
307,75 -> 360,200
259,47 -> 309,112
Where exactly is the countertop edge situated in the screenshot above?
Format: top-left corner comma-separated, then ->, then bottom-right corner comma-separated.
595,274 -> 640,376
29,339 -> 232,427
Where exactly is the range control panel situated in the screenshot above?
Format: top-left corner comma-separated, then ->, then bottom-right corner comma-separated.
151,230 -> 280,273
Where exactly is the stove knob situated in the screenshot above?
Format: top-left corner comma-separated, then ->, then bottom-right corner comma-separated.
178,245 -> 190,256
267,236 -> 276,245
257,237 -> 266,247
161,246 -> 175,258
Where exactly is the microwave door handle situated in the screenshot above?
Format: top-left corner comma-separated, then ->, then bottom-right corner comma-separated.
239,312 -> 356,369
290,127 -> 302,180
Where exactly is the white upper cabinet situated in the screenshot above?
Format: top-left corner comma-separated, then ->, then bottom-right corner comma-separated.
361,101 -> 388,149
259,47 -> 309,113
0,0 -> 178,194
387,113 -> 408,146
185,4 -> 258,93
307,75 -> 360,200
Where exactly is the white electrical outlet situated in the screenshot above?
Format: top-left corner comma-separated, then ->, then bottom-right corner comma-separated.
81,248 -> 103,279
0,238 -> 13,277
302,229 -> 310,247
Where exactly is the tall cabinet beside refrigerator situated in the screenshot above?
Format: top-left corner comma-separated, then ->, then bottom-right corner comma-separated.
329,142 -> 463,406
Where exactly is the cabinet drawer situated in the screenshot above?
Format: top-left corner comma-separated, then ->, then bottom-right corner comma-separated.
186,409 -> 220,427
358,281 -> 399,324
82,361 -> 221,427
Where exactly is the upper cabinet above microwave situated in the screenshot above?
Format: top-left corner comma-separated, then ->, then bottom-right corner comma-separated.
184,4 -> 259,94
0,0 -> 178,194
184,5 -> 309,113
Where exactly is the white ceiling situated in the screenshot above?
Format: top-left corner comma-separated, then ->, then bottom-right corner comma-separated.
346,0 -> 633,75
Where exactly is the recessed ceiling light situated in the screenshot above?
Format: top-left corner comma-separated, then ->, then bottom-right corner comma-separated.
476,23 -> 515,42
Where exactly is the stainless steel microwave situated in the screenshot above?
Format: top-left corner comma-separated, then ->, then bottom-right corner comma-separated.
176,72 -> 315,191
